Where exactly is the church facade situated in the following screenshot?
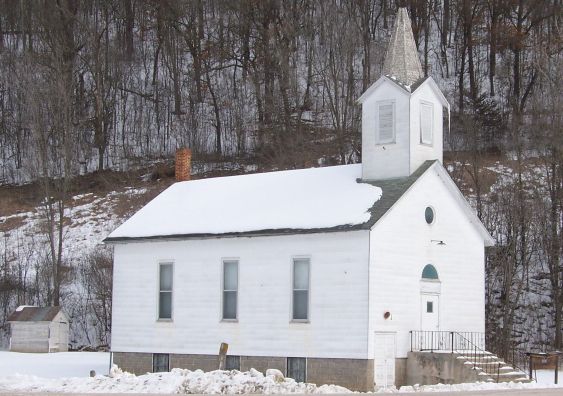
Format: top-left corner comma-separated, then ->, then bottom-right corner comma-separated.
106,8 -> 493,391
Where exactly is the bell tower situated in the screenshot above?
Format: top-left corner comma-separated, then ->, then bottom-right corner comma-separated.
358,7 -> 449,181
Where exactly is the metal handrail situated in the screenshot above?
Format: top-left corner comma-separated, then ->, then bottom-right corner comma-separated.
453,331 -> 503,382
410,331 -> 502,382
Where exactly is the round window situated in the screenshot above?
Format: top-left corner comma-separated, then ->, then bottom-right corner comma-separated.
425,207 -> 435,224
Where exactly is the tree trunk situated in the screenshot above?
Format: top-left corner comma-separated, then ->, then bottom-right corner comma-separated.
124,0 -> 134,59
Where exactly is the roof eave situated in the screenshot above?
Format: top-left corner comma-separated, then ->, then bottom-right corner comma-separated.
362,160 -> 438,230
432,164 -> 495,246
104,224 -> 371,244
411,77 -> 450,108
357,75 -> 411,104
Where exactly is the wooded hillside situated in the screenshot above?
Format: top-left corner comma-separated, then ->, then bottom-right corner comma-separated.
0,0 -> 561,364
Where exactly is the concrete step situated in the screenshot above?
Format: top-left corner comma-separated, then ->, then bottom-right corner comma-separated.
457,354 -> 499,361
497,374 -> 531,383
457,350 -> 531,384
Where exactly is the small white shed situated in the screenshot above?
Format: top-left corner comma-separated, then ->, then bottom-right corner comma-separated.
7,306 -> 69,353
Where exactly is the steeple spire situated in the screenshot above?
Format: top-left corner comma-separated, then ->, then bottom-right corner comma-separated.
382,7 -> 424,86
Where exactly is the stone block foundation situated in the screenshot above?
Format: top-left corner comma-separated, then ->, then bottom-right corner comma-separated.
307,357 -> 374,391
112,352 -> 374,391
113,352 -> 152,375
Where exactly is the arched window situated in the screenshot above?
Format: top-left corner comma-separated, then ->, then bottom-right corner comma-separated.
422,264 -> 439,280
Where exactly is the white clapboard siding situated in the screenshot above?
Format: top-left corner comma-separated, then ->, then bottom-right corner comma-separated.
361,76 -> 446,181
111,230 -> 371,359
409,81 -> 444,175
361,78 -> 411,180
10,322 -> 50,352
48,312 -> 69,352
368,167 -> 485,359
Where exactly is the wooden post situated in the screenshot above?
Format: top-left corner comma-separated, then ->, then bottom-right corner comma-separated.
528,354 -> 533,381
218,342 -> 228,370
555,354 -> 559,385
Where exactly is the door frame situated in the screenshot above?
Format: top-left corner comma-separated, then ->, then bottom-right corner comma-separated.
420,291 -> 440,331
373,331 -> 397,389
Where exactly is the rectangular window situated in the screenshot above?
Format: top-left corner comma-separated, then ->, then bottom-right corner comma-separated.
420,102 -> 433,145
427,301 -> 434,313
153,353 -> 169,372
225,355 -> 241,371
292,258 -> 310,321
159,263 -> 173,320
377,102 -> 395,144
223,260 -> 238,320
287,357 -> 307,383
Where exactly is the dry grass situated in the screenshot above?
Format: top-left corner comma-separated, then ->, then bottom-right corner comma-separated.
0,152 -> 542,235
0,215 -> 27,233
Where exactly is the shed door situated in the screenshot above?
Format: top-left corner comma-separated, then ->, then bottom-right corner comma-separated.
373,332 -> 396,389
421,294 -> 440,331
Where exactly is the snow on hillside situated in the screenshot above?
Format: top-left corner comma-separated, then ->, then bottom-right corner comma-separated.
1,187 -> 147,261
0,185 -> 154,347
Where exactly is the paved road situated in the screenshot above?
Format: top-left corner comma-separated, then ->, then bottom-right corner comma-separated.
3,389 -> 563,396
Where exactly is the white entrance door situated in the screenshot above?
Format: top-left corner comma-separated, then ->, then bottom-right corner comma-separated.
373,332 -> 396,389
421,294 -> 440,330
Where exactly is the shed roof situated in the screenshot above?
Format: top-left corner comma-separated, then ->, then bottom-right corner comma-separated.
7,306 -> 63,322
104,161 -> 437,243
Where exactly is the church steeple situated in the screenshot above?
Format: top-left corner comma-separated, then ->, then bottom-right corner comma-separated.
382,7 -> 423,86
358,7 -> 449,181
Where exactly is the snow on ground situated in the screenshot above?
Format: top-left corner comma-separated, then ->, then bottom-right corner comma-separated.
0,352 -> 562,394
384,380 -> 563,393
0,351 -> 109,379
534,369 -> 561,385
0,363 -> 350,394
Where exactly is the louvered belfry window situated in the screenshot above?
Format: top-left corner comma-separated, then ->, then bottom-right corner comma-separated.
420,102 -> 433,145
377,102 -> 395,144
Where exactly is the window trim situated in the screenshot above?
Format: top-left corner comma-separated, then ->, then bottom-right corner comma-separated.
375,100 -> 396,145
420,100 -> 434,146
425,206 -> 435,225
157,262 -> 174,321
291,256 -> 311,323
286,357 -> 307,382
221,258 -> 239,322
152,353 -> 170,373
225,355 -> 241,371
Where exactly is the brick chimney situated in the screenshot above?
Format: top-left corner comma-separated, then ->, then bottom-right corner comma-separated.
175,147 -> 192,182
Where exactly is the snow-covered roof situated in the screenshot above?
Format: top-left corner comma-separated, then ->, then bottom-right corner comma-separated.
106,164 -> 383,241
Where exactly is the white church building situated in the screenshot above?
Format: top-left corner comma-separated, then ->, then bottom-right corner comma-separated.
105,8 -> 494,390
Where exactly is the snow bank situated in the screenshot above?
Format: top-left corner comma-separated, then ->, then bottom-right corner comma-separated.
0,365 -> 352,394
0,352 -> 561,394
108,164 -> 383,239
